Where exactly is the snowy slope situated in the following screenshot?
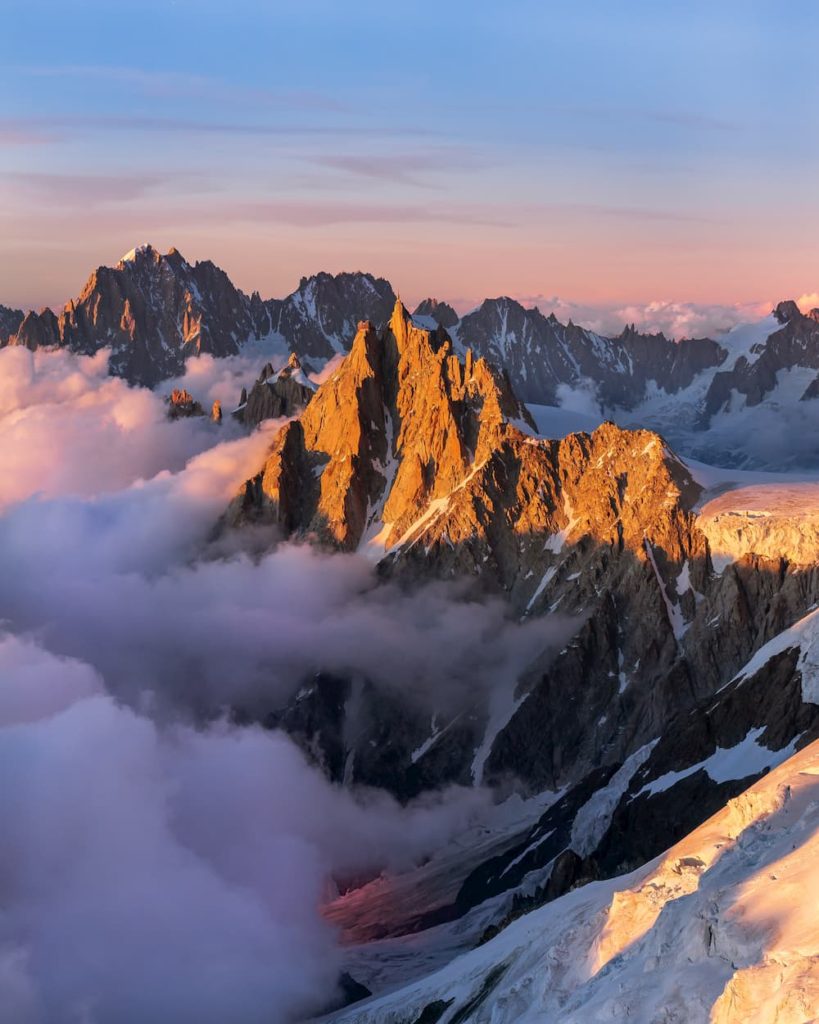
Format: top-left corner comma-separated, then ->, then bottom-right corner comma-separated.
327,738 -> 819,1023
699,482 -> 819,567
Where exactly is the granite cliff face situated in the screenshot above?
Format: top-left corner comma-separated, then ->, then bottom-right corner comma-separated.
1,250 -> 395,387
0,304 -> 23,344
226,300 -> 819,841
228,299 -> 532,550
7,245 -> 258,385
452,296 -> 727,408
5,252 -> 817,469
233,352 -> 317,427
264,271 -> 395,364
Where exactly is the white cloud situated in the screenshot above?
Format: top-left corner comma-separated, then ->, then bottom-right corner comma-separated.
508,294 -> 773,340
0,345 -> 570,1020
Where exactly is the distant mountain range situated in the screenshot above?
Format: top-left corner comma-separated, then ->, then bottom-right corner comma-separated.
220,294 -> 819,1016
5,245 -> 819,1018
3,244 -> 818,468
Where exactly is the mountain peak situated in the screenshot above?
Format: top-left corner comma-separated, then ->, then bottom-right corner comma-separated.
774,299 -> 802,323
228,310 -> 534,550
119,243 -> 158,265
413,297 -> 459,329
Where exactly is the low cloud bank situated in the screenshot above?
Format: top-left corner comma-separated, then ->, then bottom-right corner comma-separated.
508,294 -> 771,340
0,346 -> 250,509
0,635 -> 491,1024
0,346 -> 565,1021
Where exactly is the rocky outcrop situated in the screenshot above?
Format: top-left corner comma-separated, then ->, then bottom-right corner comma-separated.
6,246 -> 258,385
165,388 -> 205,419
703,299 -> 819,420
234,353 -> 316,427
264,271 -> 396,365
228,299 -> 532,550
1,253 -> 395,388
225,300 -> 819,814
413,298 -> 459,328
454,297 -> 726,407
0,304 -> 23,343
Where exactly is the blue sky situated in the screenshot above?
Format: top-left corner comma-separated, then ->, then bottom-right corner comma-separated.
2,0 -> 819,324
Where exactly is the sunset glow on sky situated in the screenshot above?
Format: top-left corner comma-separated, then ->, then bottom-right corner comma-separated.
3,0 -> 819,327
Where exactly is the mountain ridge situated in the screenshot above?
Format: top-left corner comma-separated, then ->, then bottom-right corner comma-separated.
5,245 -> 817,468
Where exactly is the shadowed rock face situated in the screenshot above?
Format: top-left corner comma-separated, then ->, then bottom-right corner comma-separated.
1,251 -> 396,387
0,304 -> 23,344
266,271 -> 396,364
235,353 -> 317,427
454,297 -> 727,407
6,246 -> 257,385
413,297 -> 459,329
703,299 -> 819,417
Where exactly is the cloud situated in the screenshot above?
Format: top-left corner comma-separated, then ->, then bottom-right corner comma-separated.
0,633 -> 492,1022
311,148 -> 486,187
229,199 -> 508,227
562,102 -> 740,133
10,114 -> 439,141
0,345 -> 569,1019
509,294 -> 772,339
0,172 -> 176,206
0,346 -> 255,508
797,292 -> 819,313
0,123 -> 55,147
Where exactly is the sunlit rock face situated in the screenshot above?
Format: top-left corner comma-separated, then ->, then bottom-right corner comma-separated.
228,298 -> 533,551
224,297 -> 819,830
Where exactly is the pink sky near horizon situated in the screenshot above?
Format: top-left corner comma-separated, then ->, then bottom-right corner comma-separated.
4,3 -> 819,337
0,220 -> 808,340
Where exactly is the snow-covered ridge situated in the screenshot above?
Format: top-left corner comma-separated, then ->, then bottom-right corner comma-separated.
329,738 -> 819,1023
698,482 -> 819,568
119,243 -> 153,263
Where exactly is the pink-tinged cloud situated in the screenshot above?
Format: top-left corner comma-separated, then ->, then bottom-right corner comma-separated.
506,294 -> 774,339
1,172 -> 175,205
7,113 -> 439,139
0,119 -> 57,146
228,199 -> 511,227
311,148 -> 487,187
